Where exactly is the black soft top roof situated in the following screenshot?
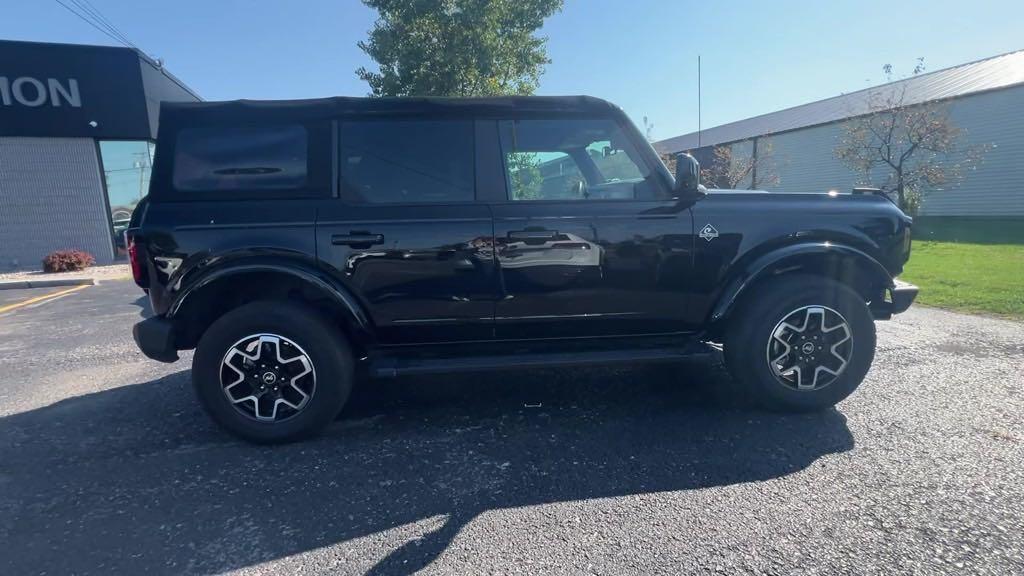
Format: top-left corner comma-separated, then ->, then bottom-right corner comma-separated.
159,95 -> 622,127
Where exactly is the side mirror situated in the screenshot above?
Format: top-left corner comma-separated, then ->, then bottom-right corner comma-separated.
673,152 -> 701,196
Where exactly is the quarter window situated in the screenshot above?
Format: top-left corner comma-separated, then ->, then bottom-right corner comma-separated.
339,120 -> 474,203
173,125 -> 308,192
499,119 -> 657,201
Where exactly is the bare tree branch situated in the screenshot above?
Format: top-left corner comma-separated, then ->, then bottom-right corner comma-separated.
834,60 -> 990,213
700,138 -> 780,190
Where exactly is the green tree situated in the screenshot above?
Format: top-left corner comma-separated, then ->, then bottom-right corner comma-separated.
506,152 -> 543,200
357,0 -> 563,97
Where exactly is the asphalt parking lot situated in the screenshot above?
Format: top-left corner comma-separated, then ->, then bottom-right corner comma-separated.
1,280 -> 1022,575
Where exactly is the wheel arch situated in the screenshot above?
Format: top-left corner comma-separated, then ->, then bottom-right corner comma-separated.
167,262 -> 374,353
708,242 -> 894,332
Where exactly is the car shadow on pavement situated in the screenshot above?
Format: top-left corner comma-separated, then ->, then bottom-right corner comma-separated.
1,360 -> 853,575
130,293 -> 152,318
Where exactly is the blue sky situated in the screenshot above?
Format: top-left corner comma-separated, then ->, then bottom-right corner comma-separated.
3,0 -> 1023,140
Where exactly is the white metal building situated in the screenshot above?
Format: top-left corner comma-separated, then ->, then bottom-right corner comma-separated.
655,50 -> 1024,217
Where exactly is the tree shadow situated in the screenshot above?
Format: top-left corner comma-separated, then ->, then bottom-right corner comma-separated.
1,359 -> 853,575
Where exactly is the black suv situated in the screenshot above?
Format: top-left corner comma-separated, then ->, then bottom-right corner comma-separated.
129,96 -> 917,443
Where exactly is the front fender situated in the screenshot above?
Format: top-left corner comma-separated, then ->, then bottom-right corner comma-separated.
709,242 -> 894,324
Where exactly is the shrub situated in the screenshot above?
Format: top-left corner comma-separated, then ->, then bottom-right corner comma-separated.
42,250 -> 95,273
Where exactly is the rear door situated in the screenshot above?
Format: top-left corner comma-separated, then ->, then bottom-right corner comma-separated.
486,117 -> 694,339
315,118 -> 496,344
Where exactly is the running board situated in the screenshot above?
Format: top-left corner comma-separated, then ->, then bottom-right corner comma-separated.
370,346 -> 712,379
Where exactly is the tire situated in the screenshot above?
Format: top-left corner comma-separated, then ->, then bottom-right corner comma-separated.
192,300 -> 353,443
723,274 -> 875,412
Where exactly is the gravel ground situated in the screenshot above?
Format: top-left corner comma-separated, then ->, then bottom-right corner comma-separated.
0,281 -> 1022,575
0,263 -> 130,282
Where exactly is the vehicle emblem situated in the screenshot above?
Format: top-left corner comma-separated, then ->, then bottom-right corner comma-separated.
699,224 -> 719,242
262,372 -> 278,385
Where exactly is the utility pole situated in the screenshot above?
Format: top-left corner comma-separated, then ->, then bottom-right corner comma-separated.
131,151 -> 150,200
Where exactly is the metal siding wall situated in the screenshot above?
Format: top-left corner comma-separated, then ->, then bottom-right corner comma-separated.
918,86 -> 1024,216
0,137 -> 114,269
726,139 -> 754,189
758,124 -> 859,194
732,85 -> 1024,216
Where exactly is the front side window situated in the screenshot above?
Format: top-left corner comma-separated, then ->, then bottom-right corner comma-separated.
173,125 -> 308,192
339,120 -> 474,204
499,119 -> 657,201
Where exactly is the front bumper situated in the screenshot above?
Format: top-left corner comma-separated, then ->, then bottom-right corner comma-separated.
871,279 -> 919,319
133,316 -> 179,362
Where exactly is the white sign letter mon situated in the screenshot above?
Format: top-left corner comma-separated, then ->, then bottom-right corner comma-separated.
12,77 -> 47,106
48,78 -> 81,108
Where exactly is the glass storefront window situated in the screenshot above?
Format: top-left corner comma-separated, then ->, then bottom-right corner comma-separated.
100,140 -> 154,255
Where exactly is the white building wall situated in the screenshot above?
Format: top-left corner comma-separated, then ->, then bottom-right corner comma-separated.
727,139 -> 754,189
722,84 -> 1024,216
0,137 -> 114,269
755,123 -> 859,194
920,85 -> 1024,215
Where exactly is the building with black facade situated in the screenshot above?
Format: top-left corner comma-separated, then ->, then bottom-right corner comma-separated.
0,39 -> 200,269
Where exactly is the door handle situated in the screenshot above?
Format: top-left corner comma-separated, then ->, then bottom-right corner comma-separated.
332,233 -> 385,248
508,229 -> 558,244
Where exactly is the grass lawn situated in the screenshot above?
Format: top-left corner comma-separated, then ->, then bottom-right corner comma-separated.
900,241 -> 1024,319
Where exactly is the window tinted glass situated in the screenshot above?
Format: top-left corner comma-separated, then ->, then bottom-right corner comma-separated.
500,119 -> 656,201
587,140 -> 645,181
340,120 -> 474,203
506,151 -> 583,201
173,125 -> 307,191
99,140 -> 153,253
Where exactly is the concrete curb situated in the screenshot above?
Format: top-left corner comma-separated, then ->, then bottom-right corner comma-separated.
0,277 -> 96,291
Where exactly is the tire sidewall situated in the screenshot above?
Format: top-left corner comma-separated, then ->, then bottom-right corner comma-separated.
727,276 -> 876,411
192,301 -> 352,443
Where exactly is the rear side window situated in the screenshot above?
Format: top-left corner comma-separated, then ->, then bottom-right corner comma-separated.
339,120 -> 474,203
173,125 -> 308,192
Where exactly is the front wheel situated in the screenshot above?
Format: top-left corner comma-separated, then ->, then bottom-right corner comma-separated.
724,275 -> 876,412
192,301 -> 353,443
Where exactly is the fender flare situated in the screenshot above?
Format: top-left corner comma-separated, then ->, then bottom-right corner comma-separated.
167,261 -> 373,343
708,242 -> 894,324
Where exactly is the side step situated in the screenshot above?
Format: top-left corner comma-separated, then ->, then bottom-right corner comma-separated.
369,346 -> 714,379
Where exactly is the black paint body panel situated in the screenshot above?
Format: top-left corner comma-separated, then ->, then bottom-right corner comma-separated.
132,96 -> 913,355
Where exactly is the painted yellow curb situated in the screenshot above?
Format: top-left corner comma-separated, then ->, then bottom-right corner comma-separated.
0,284 -> 90,315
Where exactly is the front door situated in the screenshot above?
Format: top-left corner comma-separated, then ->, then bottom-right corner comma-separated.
488,118 -> 694,339
316,118 -> 496,344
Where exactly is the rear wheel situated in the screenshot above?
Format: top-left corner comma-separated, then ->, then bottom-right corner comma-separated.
192,301 -> 353,443
724,275 -> 875,411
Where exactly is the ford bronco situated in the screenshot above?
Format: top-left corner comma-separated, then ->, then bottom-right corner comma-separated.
128,96 -> 917,443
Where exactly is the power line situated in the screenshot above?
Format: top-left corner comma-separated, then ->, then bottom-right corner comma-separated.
52,0 -> 125,46
71,0 -> 138,49
70,0 -> 139,50
52,0 -> 141,52
68,0 -> 138,50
